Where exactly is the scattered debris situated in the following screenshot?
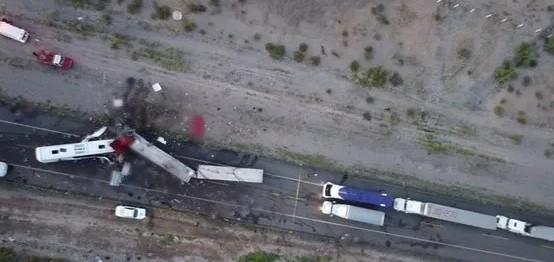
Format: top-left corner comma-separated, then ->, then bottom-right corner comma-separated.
156,136 -> 167,144
113,99 -> 123,108
152,83 -> 162,92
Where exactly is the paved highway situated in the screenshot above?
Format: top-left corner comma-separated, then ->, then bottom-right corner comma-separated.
0,106 -> 553,262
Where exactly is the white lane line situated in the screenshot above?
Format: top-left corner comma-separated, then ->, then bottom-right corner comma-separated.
292,166 -> 303,222
175,155 -> 321,186
6,163 -> 547,262
0,119 -> 80,137
421,221 -> 445,228
542,245 -> 554,250
482,233 -> 509,240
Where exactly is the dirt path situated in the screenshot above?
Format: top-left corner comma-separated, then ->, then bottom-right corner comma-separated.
0,183 -> 446,262
0,0 -> 553,209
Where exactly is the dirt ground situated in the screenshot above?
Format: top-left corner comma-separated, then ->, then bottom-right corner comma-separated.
0,0 -> 554,209
0,183 -> 447,262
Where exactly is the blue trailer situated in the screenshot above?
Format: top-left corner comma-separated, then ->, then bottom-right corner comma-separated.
322,182 -> 394,208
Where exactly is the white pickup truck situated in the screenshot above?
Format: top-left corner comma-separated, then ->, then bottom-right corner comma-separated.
496,215 -> 554,241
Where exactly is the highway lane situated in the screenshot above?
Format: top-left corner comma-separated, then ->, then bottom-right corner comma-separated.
1,109 -> 554,261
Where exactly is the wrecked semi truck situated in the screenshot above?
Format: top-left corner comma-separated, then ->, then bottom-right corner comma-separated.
394,198 -> 497,230
321,201 -> 385,226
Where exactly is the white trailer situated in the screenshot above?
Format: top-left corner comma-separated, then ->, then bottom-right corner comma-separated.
394,198 -> 497,230
497,216 -> 554,241
321,201 -> 385,226
195,165 -> 263,183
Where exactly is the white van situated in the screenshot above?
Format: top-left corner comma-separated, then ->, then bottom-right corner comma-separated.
0,21 -> 29,43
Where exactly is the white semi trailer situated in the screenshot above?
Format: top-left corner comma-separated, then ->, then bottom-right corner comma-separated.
393,198 -> 497,230
321,201 -> 385,226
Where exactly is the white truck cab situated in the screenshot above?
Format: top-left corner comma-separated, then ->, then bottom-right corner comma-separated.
0,162 -> 9,177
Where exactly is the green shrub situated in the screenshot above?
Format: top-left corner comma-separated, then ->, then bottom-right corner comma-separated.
161,234 -> 174,244
389,72 -> 403,86
364,46 -> 373,60
127,0 -> 143,14
183,20 -> 196,31
309,56 -> 321,66
153,5 -> 171,20
100,13 -> 111,25
517,111 -> 527,125
514,42 -> 537,67
366,96 -> 375,104
188,3 -> 207,13
293,51 -> 305,62
361,66 -> 388,87
238,251 -> 280,262
494,61 -> 517,84
350,60 -> 359,72
545,37 -> 554,55
265,43 -> 286,60
0,247 -> 16,262
299,43 -> 308,52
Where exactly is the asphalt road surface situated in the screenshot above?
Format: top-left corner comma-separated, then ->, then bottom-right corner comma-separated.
0,106 -> 553,262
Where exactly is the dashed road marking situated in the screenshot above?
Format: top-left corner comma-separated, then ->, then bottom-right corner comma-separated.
481,233 -> 509,240
542,245 -> 554,250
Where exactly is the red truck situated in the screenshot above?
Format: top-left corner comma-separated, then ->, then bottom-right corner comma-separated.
33,49 -> 73,70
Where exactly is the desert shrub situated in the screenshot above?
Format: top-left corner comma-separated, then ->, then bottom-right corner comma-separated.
293,51 -> 305,63
545,149 -> 553,158
517,111 -> 527,125
374,33 -> 382,40
127,0 -> 143,14
0,247 -> 16,262
188,3 -> 207,13
362,66 -> 388,87
153,5 -> 171,20
433,13 -> 443,22
309,56 -> 321,66
494,61 -> 517,84
208,0 -> 220,7
253,33 -> 261,41
238,251 -> 280,262
265,43 -> 286,60
342,30 -> 348,37
514,42 -> 537,67
522,76 -> 531,86
363,112 -> 372,121
457,48 -> 471,59
183,19 -> 196,31
366,96 -> 375,104
371,4 -> 389,25
364,46 -> 373,60
535,91 -> 544,100
493,106 -> 505,117
100,13 -> 111,25
389,72 -> 403,86
545,37 -> 554,55
299,43 -> 308,52
350,60 -> 359,72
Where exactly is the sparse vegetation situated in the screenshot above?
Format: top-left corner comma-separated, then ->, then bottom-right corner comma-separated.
237,251 -> 280,262
406,108 -> 416,119
188,3 -> 207,13
535,91 -> 544,100
389,72 -> 403,86
100,13 -> 112,25
362,111 -> 372,121
111,33 -> 132,49
371,4 -> 389,25
131,47 -> 187,72
514,42 -> 537,68
419,134 -> 477,157
545,149 -> 553,158
0,247 -> 16,262
326,88 -> 332,94
61,0 -> 110,10
161,234 -> 174,244
331,50 -> 339,57
208,0 -> 220,7
347,61 -> 359,73
64,20 -> 96,38
374,33 -> 382,40
509,134 -> 523,145
299,43 -> 308,52
493,105 -> 505,117
433,12 -> 443,22
522,76 -> 531,86
494,61 -> 517,84
127,0 -> 143,14
457,48 -> 471,59
451,125 -> 477,137
265,43 -> 286,60
358,66 -> 388,88
183,19 -> 197,32
342,30 -> 348,37
364,46 -> 373,60
309,56 -> 321,66
253,33 -> 261,41
153,5 -> 172,20
293,51 -> 305,63
546,37 -> 554,55
517,111 -> 527,125
365,96 -> 375,104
